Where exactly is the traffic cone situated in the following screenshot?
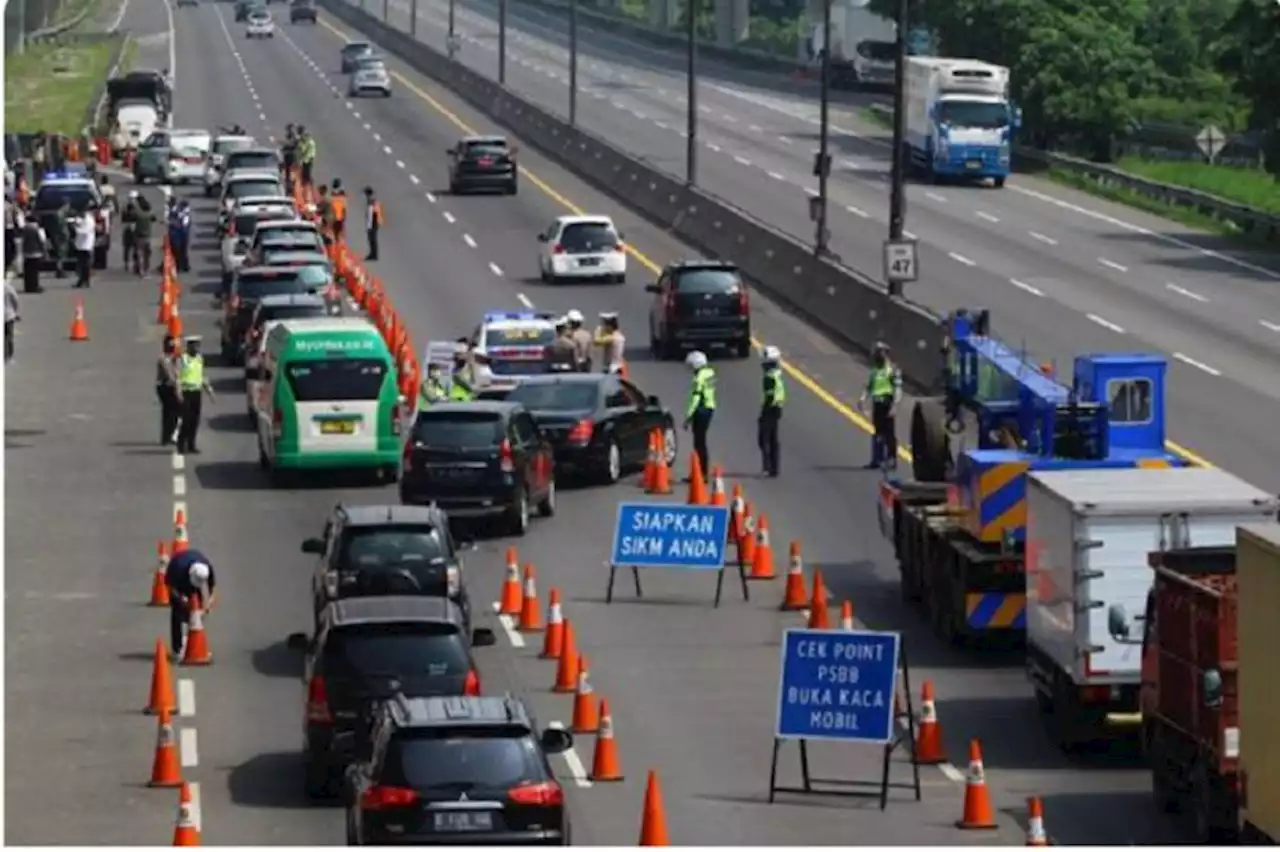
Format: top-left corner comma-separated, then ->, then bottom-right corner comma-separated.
498,549 -> 522,616
749,513 -> 777,580
518,564 -> 543,631
686,453 -> 709,505
780,541 -> 808,611
709,465 -> 727,506
180,594 -> 212,666
158,285 -> 174,324
641,430 -> 658,490
173,782 -> 200,845
639,770 -> 670,846
647,443 -> 672,495
1026,796 -> 1048,846
806,569 -> 830,629
69,298 -> 89,341
552,620 -> 579,693
145,637 -> 177,715
729,484 -> 746,543
737,505 -> 756,567
571,654 -> 600,733
956,739 -> 998,830
915,680 -> 947,764
171,509 -> 188,555
150,540 -> 171,606
540,588 -> 564,659
148,707 -> 182,787
840,600 -> 855,630
167,302 -> 184,339
590,697 -> 623,782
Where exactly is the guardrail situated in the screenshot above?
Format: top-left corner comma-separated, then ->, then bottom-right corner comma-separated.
22,0 -> 97,45
317,0 -> 948,391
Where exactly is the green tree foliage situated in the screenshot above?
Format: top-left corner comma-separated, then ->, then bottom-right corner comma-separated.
1219,0 -> 1280,173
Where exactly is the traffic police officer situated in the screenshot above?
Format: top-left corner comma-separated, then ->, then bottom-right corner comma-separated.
176,336 -> 215,454
546,316 -> 577,371
449,347 -> 475,401
566,309 -> 592,371
164,547 -> 218,657
859,341 -> 901,468
330,178 -> 348,241
419,361 -> 447,407
758,345 -> 785,477
683,350 -> 716,477
363,186 -> 384,261
593,311 -> 625,373
297,127 -> 317,187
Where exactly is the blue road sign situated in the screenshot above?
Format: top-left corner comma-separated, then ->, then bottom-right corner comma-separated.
610,503 -> 730,571
775,628 -> 901,744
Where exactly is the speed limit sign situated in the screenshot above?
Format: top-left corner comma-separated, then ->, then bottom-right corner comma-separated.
883,239 -> 918,284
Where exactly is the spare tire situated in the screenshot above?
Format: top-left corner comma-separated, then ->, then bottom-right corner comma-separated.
910,398 -> 950,482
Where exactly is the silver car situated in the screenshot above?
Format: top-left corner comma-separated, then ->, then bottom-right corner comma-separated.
221,203 -> 294,286
348,58 -> 391,97
203,134 -> 256,197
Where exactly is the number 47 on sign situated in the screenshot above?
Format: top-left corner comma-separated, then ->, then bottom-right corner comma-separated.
883,239 -> 918,284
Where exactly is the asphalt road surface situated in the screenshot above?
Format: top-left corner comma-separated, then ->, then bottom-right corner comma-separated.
4,0 -> 1221,843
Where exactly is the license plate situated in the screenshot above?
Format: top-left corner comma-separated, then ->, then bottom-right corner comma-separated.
966,160 -> 982,170
319,419 -> 355,434
433,811 -> 494,832
578,258 -> 600,267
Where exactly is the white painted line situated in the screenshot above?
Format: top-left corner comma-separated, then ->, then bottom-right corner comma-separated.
178,678 -> 196,717
426,192 -> 437,203
179,728 -> 199,768
845,205 -> 870,219
383,145 -> 393,155
749,124 -> 762,132
939,762 -> 965,783
1009,278 -> 1044,297
1173,352 -> 1222,376
173,474 -> 186,497
1086,313 -> 1125,334
903,230 -> 917,240
171,453 -> 184,470
395,159 -> 406,169
409,174 -> 420,184
723,115 -> 737,123
653,121 -> 668,130
516,292 -> 534,308
767,171 -> 785,181
1166,283 -> 1208,303
189,781 -> 202,832
489,262 -> 504,276
925,191 -> 946,203
707,143 -> 721,152
558,740 -> 594,788
443,212 -> 456,224
1098,257 -> 1129,273
975,211 -> 999,223
733,155 -> 751,166
463,234 -> 477,248
1262,320 -> 1280,333
1029,231 -> 1058,246
490,602 -> 525,647
372,132 -> 382,142
803,187 -> 818,197
948,252 -> 976,267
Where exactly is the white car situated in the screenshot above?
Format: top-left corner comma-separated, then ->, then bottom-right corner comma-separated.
165,129 -> 213,183
219,170 -> 287,217
537,215 -> 627,284
203,134 -> 256,196
348,58 -> 391,97
469,310 -> 563,389
246,10 -> 275,37
221,200 -> 298,284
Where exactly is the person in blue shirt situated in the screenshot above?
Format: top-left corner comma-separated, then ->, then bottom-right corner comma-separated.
168,200 -> 192,273
164,548 -> 219,657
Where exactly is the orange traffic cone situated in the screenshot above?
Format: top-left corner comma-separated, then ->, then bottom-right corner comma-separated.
639,769 -> 670,846
780,541 -> 809,611
839,600 -> 855,630
158,285 -> 174,324
69,298 -> 89,341
518,564 -> 543,632
146,637 -> 177,715
167,302 -> 183,339
180,595 -> 212,666
150,540 -> 171,606
541,588 -> 564,659
647,444 -> 672,495
709,465 -> 727,506
737,505 -> 757,567
571,654 -> 600,734
749,513 -> 776,580
1026,796 -> 1048,845
590,697 -> 623,782
686,453 -> 709,505
956,739 -> 998,830
148,707 -> 183,787
552,620 -> 579,693
915,680 -> 947,764
729,484 -> 746,543
171,509 -> 188,555
806,569 -> 830,629
498,548 -> 523,616
173,782 -> 200,845
641,430 -> 659,491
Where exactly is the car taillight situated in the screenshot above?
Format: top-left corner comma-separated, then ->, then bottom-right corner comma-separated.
272,407 -> 283,436
390,402 -> 403,437
498,440 -> 515,473
229,295 -> 241,310
508,781 -> 564,806
463,668 -> 481,696
305,675 -> 332,723
478,156 -> 493,166
446,565 -> 460,596
614,241 -> 625,252
567,419 -> 593,446
360,785 -> 419,811
552,244 -> 565,255
737,288 -> 749,315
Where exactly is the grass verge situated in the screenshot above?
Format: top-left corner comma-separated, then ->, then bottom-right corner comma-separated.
1113,157 -> 1280,215
859,106 -> 891,130
4,35 -> 122,135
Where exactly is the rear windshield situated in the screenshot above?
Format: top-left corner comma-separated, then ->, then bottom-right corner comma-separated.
484,326 -> 554,348
339,526 -> 448,568
172,136 -> 210,155
262,250 -> 328,269
343,43 -> 371,54
413,413 -> 504,447
257,304 -> 326,324
236,272 -> 307,300
465,139 -> 508,154
258,226 -> 319,245
232,214 -> 266,237
559,222 -> 618,252
323,623 -> 469,678
228,180 -> 283,200
674,268 -> 742,295
506,382 -> 598,411
35,185 -> 96,211
286,358 -> 388,401
489,359 -> 552,377
383,730 -> 540,789
214,138 -> 254,155
226,151 -> 278,171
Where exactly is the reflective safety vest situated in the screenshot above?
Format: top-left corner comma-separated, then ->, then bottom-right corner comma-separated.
179,354 -> 205,390
686,366 -> 717,417
763,367 -> 785,408
420,377 -> 447,405
868,364 -> 897,399
331,193 -> 347,222
448,381 -> 473,402
299,137 -> 317,164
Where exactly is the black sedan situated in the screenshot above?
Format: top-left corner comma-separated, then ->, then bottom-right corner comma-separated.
504,373 -> 676,484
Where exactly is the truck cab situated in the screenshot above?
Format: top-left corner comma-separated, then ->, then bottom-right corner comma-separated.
904,57 -> 1018,187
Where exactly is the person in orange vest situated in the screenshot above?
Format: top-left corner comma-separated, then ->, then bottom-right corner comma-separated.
329,178 -> 347,242
363,186 -> 384,261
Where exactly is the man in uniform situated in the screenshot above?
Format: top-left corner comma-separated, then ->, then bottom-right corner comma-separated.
565,309 -> 592,371
297,127 -> 317,188
758,345 -> 785,477
419,361 -> 447,408
859,341 -> 902,469
683,350 -> 716,477
168,199 -> 192,272
20,210 -> 48,293
545,316 -> 577,371
593,311 -> 625,373
176,336 -> 216,454
163,547 -> 218,658
363,186 -> 383,261
156,335 -> 181,444
449,349 -> 475,401
329,178 -> 348,241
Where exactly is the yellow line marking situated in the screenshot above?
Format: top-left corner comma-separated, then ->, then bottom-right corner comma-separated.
317,16 -> 1219,471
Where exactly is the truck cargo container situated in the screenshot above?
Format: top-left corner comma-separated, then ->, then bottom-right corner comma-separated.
1236,524 -> 1280,845
904,56 -> 1017,186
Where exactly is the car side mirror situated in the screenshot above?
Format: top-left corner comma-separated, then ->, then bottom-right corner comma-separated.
539,725 -> 573,754
536,233 -> 547,243
644,283 -> 661,294
471,627 -> 497,647
301,537 -> 325,554
646,394 -> 660,407
286,631 -> 310,652
1106,603 -> 1137,643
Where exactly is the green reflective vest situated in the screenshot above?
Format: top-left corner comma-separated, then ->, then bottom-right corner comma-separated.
686,366 -> 717,417
449,380 -> 473,402
763,367 -> 785,408
420,377 -> 447,406
179,354 -> 205,390
299,137 -> 317,164
868,364 -> 896,399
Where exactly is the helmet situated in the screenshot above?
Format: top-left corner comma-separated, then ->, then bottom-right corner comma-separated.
685,350 -> 708,370
566,309 -> 584,324
189,562 -> 211,584
761,345 -> 781,364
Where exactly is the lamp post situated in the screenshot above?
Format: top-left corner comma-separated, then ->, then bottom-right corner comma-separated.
813,0 -> 833,255
883,0 -> 915,296
685,0 -> 699,185
569,0 -> 579,124
498,0 -> 508,83
447,0 -> 457,55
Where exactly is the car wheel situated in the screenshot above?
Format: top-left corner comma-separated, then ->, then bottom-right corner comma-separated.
506,180 -> 517,195
734,339 -> 752,358
537,478 -> 556,517
661,424 -> 678,468
611,272 -> 625,284
381,464 -> 400,484
659,334 -> 679,361
602,440 -> 621,484
303,759 -> 336,800
507,488 -> 529,536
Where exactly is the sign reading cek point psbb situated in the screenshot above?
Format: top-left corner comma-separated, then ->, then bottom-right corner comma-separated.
776,628 -> 900,744
610,503 -> 730,570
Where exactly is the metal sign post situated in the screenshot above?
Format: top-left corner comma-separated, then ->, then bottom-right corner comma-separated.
606,503 -> 745,607
883,239 -> 918,291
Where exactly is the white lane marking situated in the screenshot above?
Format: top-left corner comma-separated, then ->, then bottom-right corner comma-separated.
845,205 -> 870,219
733,155 -> 751,166
463,233 -> 477,248
490,602 -> 525,648
803,187 -> 818,197
1086,313 -> 1126,333
723,115 -> 737,123
767,171 -> 785,181
551,725 -> 594,789
1098,257 -> 1129,273
409,174 -> 420,184
179,728 -> 199,768
653,120 -> 668,130
443,212 -> 456,224
903,230 -> 918,240
489,262 -> 504,276
173,474 -> 186,497
383,145 -> 393,155
177,678 -> 196,717
1262,320 -> 1280,333
1009,278 -> 1044,297
189,782 -> 202,832
426,192 -> 437,203
1029,231 -> 1058,246
749,124 -> 762,132
373,132 -> 382,142
948,252 -> 976,267
975,211 -> 999,223
924,191 -> 946,203
1166,283 -> 1208,303
160,0 -> 176,118
778,135 -> 791,144
171,452 -> 184,471
707,143 -> 721,152
517,292 -> 534,308
1173,352 -> 1222,376
395,159 -> 406,169
939,762 -> 965,783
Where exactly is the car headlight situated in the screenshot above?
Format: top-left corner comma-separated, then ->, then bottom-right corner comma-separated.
447,565 -> 460,597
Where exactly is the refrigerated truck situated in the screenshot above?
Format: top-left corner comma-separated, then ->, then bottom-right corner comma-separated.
1237,524 -> 1280,845
904,56 -> 1016,186
1023,467 -> 1278,751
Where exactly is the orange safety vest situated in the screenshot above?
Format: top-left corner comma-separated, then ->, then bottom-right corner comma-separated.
331,193 -> 347,222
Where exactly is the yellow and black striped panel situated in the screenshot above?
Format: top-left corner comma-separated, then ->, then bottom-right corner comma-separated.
968,460 -> 1029,543
965,592 -> 1027,629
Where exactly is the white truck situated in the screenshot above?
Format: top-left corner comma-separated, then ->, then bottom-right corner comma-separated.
805,1 -> 896,88
1024,467 -> 1278,752
904,56 -> 1016,186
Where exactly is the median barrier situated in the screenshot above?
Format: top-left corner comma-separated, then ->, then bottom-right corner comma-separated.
319,0 -> 946,391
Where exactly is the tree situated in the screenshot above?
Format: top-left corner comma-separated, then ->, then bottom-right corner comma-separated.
1219,0 -> 1280,174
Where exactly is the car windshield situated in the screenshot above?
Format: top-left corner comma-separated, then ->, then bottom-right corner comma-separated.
228,180 -> 283,200
214,138 -> 254,155
412,413 -> 503,447
384,730 -> 540,789
257,304 -> 325,325
937,99 -> 1009,129
464,142 -> 507,158
343,43 -> 371,55
559,222 -> 617,253
235,271 -> 308,300
484,326 -> 554,348
323,623 -> 468,678
339,526 -> 448,569
35,185 -> 96,212
226,152 -> 277,170
506,382 -> 599,412
249,10 -> 269,19
675,268 -> 742,295
356,59 -> 385,71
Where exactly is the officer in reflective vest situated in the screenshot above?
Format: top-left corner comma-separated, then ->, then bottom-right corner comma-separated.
176,336 -> 215,454
758,345 -> 785,477
420,362 -> 447,408
364,186 -> 384,262
449,350 -> 475,401
330,178 -> 348,241
683,350 -> 716,477
859,341 -> 901,468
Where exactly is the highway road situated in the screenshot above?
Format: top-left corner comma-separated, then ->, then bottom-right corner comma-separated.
365,0 -> 1280,490
4,0 -> 1218,843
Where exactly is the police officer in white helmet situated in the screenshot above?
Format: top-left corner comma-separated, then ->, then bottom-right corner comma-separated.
758,345 -> 785,476
565,309 -> 592,371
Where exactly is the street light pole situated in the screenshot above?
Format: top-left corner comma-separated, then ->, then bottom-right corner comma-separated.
887,0 -> 908,257
814,0 -> 832,256
410,0 -> 417,36
685,0 -> 699,185
569,0 -> 578,125
447,0 -> 456,53
498,0 -> 508,83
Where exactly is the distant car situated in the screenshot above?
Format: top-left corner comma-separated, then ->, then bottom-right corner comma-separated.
221,204 -> 291,286
647,259 -> 752,359
344,695 -> 573,846
132,128 -> 212,185
202,134 -> 256,196
399,401 -> 556,536
290,0 -> 317,21
447,135 -> 516,195
32,174 -> 111,270
537,215 -> 625,284
348,57 -> 391,97
176,0 -> 198,7
222,265 -> 322,363
341,41 -> 375,73
248,218 -> 323,258
246,9 -> 274,36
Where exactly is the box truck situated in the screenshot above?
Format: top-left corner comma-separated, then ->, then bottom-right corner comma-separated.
904,56 -> 1017,186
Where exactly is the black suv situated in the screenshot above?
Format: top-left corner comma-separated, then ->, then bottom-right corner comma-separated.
447,135 -> 517,195
343,695 -> 573,846
647,259 -> 752,359
303,504 -> 474,633
289,0 -> 317,21
286,597 -> 496,798
399,401 -> 556,537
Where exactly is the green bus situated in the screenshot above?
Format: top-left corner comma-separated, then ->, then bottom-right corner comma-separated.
256,317 -> 405,485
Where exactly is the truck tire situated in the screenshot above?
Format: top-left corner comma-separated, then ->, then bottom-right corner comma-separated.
910,398 -> 949,482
